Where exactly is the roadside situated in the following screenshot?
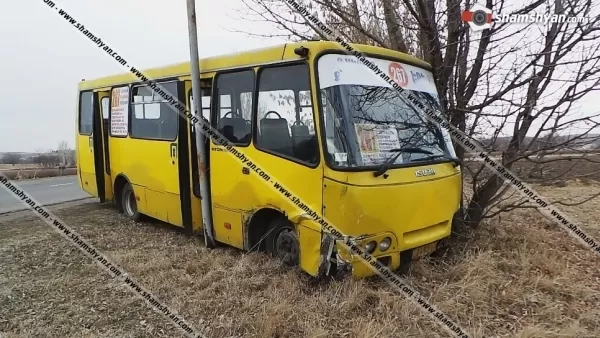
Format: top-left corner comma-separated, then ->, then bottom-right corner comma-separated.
1,167 -> 77,180
1,182 -> 599,337
0,197 -> 96,219
0,176 -> 91,214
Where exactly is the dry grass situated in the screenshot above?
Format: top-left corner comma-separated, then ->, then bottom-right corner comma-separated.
1,183 -> 600,338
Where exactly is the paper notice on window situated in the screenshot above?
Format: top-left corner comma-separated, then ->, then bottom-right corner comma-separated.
110,87 -> 129,136
355,124 -> 400,165
101,97 -> 109,119
334,152 -> 348,162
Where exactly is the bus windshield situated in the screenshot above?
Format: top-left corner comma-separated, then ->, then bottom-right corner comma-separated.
317,54 -> 455,169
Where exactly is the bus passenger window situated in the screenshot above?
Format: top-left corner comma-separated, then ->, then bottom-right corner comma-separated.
131,82 -> 179,141
189,93 -> 211,122
255,64 -> 319,165
240,92 -> 253,121
79,91 -> 94,135
213,70 -> 254,145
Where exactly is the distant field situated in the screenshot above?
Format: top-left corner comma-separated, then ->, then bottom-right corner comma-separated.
465,154 -> 600,183
0,164 -> 42,170
0,164 -> 76,170
0,167 -> 77,179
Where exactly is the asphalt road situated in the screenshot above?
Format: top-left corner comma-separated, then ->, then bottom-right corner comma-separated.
0,175 -> 92,214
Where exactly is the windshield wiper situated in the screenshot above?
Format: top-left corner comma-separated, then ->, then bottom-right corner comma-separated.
411,154 -> 462,168
373,147 -> 434,177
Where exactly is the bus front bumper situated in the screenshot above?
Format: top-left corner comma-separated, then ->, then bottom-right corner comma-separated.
319,233 -> 450,279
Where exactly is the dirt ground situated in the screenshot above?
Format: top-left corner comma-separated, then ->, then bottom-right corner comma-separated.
1,183 -> 600,338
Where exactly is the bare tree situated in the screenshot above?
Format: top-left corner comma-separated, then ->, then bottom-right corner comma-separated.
32,148 -> 59,168
237,0 -> 600,229
2,153 -> 21,165
68,149 -> 77,166
32,148 -> 45,167
57,141 -> 69,167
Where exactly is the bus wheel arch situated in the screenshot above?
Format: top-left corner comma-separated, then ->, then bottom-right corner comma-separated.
247,208 -> 300,267
246,208 -> 286,252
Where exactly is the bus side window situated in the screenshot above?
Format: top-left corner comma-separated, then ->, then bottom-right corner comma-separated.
131,82 -> 179,141
213,70 -> 254,145
189,91 -> 211,123
255,64 -> 318,165
298,90 -> 314,134
79,91 -> 94,135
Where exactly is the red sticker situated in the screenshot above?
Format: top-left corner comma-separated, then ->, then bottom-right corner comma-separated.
388,62 -> 408,87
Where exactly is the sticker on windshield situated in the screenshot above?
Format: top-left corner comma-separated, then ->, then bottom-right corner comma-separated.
318,54 -> 438,95
388,62 -> 409,88
334,152 -> 348,162
411,69 -> 430,83
334,69 -> 342,82
355,124 -> 401,165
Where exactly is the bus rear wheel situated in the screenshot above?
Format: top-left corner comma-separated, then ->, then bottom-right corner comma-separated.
268,219 -> 299,267
121,184 -> 142,222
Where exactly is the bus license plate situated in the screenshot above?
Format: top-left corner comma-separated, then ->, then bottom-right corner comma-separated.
412,242 -> 437,260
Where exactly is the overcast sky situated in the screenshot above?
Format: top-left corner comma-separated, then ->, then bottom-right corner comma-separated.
1,1 -> 597,153
0,0 -> 286,153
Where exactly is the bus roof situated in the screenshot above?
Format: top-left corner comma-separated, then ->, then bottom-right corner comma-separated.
78,41 -> 431,90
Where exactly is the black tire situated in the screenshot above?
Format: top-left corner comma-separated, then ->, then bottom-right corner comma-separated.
267,218 -> 299,267
121,183 -> 142,222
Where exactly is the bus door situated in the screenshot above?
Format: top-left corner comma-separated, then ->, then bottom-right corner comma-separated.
98,90 -> 113,202
209,69 -> 255,249
128,81 -> 182,225
187,79 -> 212,234
77,90 -> 110,201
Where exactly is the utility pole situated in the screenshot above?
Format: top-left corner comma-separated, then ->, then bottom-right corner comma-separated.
186,0 -> 216,248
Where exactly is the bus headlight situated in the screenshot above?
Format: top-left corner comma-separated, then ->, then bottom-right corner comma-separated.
379,237 -> 391,251
365,241 -> 377,254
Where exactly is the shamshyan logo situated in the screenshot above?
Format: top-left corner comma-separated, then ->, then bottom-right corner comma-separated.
462,3 -> 590,32
461,3 -> 493,32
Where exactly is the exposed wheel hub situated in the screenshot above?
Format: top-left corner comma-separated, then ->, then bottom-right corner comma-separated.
275,229 -> 299,266
124,190 -> 137,217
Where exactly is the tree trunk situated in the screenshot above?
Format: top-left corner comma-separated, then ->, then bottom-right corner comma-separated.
381,0 -> 408,52
464,176 -> 504,228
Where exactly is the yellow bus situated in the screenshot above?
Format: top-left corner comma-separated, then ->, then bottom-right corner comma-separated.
76,40 -> 462,278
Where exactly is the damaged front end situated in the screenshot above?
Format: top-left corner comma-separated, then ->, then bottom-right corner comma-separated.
292,213 -> 398,279
317,232 -> 353,279
317,232 -> 426,279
